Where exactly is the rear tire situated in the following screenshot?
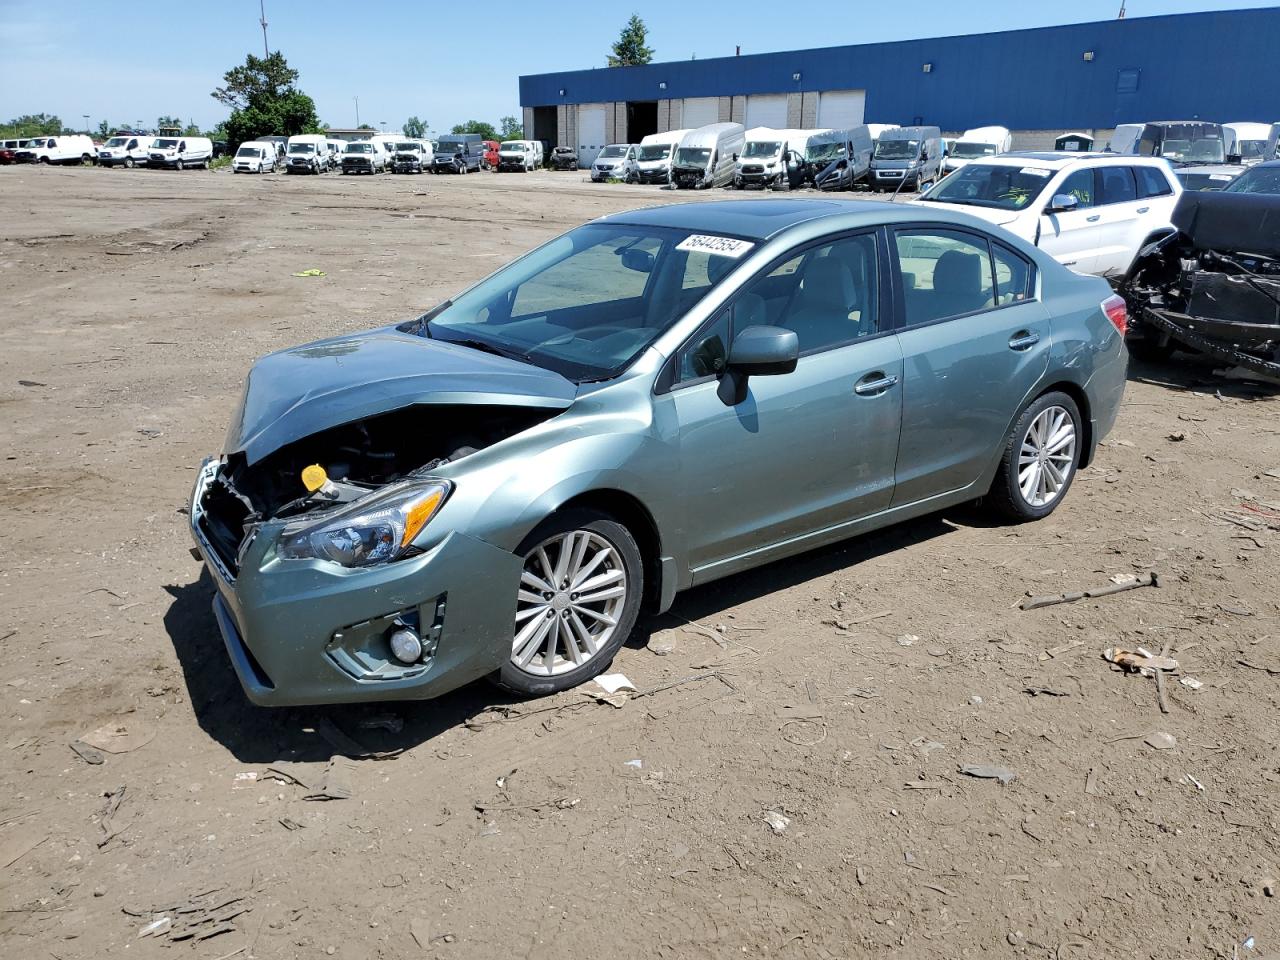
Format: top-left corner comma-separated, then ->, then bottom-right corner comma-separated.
124,157 -> 135,169
989,391 -> 1082,522
492,509 -> 644,697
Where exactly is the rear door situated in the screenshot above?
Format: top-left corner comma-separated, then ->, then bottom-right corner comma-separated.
1037,167 -> 1100,274
1090,165 -> 1144,276
890,227 -> 1049,505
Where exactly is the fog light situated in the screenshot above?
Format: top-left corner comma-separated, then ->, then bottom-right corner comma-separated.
388,626 -> 423,664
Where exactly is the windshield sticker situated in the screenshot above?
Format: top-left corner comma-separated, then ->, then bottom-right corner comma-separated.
1019,167 -> 1052,177
676,235 -> 755,258
1209,174 -> 1233,181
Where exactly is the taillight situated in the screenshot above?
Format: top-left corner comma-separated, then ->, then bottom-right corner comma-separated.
1102,294 -> 1128,336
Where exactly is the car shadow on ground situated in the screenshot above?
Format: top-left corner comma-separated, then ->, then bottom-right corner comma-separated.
1126,352 -> 1280,399
164,509 -> 966,764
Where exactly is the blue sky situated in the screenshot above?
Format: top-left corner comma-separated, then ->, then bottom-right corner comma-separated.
0,0 -> 1272,134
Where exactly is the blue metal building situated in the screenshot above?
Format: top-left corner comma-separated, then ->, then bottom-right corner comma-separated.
519,7 -> 1280,165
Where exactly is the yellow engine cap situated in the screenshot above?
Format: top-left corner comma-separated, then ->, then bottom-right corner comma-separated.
301,464 -> 328,492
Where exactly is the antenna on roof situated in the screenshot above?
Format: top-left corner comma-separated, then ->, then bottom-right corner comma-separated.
259,0 -> 270,57
1117,1 -> 1126,18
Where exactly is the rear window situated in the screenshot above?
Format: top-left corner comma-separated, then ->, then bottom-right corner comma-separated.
1134,165 -> 1173,199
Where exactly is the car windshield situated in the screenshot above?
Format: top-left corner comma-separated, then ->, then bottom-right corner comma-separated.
1160,138 -> 1225,163
27,139 -> 48,147
921,163 -> 1053,210
1238,141 -> 1268,161
289,143 -> 315,154
155,139 -> 178,148
236,147 -> 261,158
742,141 -> 782,159
1177,171 -> 1237,192
637,144 -> 671,161
1223,165 -> 1280,195
395,142 -> 417,151
500,142 -> 524,151
675,147 -> 711,166
437,140 -> 462,152
599,146 -> 628,159
874,139 -> 920,160
806,142 -> 846,163
420,223 -> 749,381
347,143 -> 373,154
951,141 -> 998,159
104,137 -> 129,148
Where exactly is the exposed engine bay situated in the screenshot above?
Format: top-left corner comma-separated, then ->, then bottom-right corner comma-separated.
195,404 -> 556,572
1122,190 -> 1280,382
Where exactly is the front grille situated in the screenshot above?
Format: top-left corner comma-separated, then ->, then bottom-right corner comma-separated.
742,165 -> 764,174
197,474 -> 252,577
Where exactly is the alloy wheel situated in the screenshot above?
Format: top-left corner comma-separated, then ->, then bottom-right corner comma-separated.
512,529 -> 628,676
1017,405 -> 1077,507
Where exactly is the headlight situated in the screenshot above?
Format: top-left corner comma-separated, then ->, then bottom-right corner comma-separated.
278,480 -> 450,567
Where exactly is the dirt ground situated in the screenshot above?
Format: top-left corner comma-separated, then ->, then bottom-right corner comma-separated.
1,165 -> 1278,960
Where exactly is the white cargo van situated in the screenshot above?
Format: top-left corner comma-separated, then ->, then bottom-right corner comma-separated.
634,129 -> 690,184
942,126 -> 1012,174
371,135 -> 400,172
148,136 -> 213,169
671,123 -> 745,189
870,126 -> 945,191
1223,122 -> 1273,165
15,134 -> 96,165
325,139 -> 346,170
232,141 -> 277,174
497,140 -> 543,172
97,134 -> 152,168
810,126 -> 874,191
735,128 -> 799,189
285,134 -> 328,175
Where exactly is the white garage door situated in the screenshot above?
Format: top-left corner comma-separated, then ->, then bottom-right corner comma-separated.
817,90 -> 866,129
577,105 -> 607,167
745,94 -> 788,130
682,97 -> 720,129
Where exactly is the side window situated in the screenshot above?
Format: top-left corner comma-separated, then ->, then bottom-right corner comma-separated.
47,139 -> 57,148
895,230 -> 996,326
1134,165 -> 1172,198
992,244 -> 1034,305
1097,166 -> 1137,204
759,234 -> 880,353
1056,169 -> 1095,208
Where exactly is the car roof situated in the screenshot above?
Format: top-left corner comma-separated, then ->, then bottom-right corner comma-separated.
601,198 -> 997,241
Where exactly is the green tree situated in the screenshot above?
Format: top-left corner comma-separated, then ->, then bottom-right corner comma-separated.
450,119 -> 498,141
211,51 -> 320,148
357,123 -> 375,131
0,113 -> 63,138
183,119 -> 202,137
607,14 -> 653,67
498,115 -> 523,139
403,116 -> 427,139
96,120 -> 111,138
157,115 -> 184,131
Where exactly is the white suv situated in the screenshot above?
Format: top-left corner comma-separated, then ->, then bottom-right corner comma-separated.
914,153 -> 1182,276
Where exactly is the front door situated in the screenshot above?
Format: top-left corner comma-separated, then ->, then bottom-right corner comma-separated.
1090,165 -> 1144,276
654,231 -> 903,576
890,227 -> 1050,505
1037,167 -> 1100,274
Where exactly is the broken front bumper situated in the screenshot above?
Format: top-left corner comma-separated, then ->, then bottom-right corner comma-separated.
189,460 -> 520,706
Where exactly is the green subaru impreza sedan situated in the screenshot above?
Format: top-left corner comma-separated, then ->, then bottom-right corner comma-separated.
190,199 -> 1127,706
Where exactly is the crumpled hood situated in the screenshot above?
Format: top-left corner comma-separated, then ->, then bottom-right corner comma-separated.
224,327 -> 578,464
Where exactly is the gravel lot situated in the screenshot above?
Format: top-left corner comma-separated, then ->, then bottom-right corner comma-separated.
1,165 -> 1278,960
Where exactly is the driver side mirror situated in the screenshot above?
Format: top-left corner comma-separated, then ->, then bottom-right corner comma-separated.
717,325 -> 799,405
1227,153 -> 1242,164
1047,193 -> 1079,214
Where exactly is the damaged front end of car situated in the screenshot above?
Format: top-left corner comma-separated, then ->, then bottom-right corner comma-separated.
188,326 -> 578,705
1121,191 -> 1280,382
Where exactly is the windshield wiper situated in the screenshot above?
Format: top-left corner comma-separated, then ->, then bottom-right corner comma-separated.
441,336 -> 536,365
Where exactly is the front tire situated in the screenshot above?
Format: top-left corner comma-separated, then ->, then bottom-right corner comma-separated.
124,157 -> 135,169
989,392 -> 1082,522
493,510 -> 644,697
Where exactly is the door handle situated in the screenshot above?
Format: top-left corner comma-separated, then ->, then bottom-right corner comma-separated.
1137,206 -> 1150,214
1009,331 -> 1040,351
1086,214 -> 1101,222
854,373 -> 899,396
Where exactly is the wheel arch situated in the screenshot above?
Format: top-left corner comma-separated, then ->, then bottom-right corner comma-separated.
546,489 -> 666,614
1035,380 -> 1094,467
